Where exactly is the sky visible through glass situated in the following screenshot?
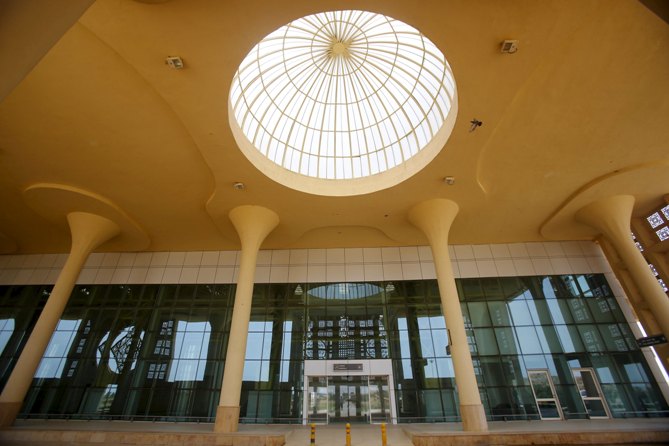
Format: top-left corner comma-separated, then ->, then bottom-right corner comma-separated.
230,10 -> 455,180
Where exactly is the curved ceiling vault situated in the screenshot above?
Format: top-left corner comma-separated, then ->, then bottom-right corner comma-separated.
1,0 -> 668,252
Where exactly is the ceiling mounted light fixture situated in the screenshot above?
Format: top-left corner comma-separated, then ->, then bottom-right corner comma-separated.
500,40 -> 519,54
165,56 -> 184,69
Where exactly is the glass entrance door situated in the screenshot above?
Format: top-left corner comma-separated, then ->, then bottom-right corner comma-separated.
571,368 -> 611,419
307,376 -> 329,423
328,376 -> 369,423
369,375 -> 391,422
528,369 -> 564,420
306,374 -> 391,423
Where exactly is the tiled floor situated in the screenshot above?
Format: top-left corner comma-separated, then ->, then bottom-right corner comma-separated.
10,418 -> 669,445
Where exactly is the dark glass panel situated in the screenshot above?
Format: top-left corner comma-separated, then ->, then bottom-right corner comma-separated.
460,278 -> 485,301
545,299 -> 574,324
480,278 -> 503,300
499,356 -> 527,386
606,297 -> 626,323
467,302 -> 491,327
600,383 -> 631,415
535,326 -> 563,354
487,301 -> 511,326
473,328 -> 499,355
285,284 -> 307,307
586,298 -> 616,323
567,299 -> 593,323
421,389 -> 445,419
598,324 -> 630,352
494,327 -> 519,355
577,325 -> 606,352
487,387 -> 525,420
499,277 -> 527,300
527,300 -> 553,325
479,356 -> 505,386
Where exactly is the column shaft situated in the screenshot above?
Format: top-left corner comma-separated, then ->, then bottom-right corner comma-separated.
577,195 -> 669,339
409,199 -> 488,432
215,206 -> 279,433
0,212 -> 119,427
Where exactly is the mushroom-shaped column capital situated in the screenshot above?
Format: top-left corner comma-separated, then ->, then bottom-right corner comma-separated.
229,205 -> 280,251
575,194 -> 635,242
408,198 -> 459,248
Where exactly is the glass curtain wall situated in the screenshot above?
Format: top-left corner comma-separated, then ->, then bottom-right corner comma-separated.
458,275 -> 667,420
2,284 -> 234,421
0,273 -> 666,422
0,286 -> 50,390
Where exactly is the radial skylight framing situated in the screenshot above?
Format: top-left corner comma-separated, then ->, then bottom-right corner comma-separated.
230,10 -> 455,181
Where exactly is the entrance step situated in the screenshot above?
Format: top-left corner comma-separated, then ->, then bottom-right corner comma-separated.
403,419 -> 669,446
0,421 -> 287,446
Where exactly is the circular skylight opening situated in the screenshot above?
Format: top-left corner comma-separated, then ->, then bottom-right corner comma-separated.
229,10 -> 457,196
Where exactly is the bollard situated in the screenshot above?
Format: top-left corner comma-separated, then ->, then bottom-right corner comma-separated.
381,422 -> 387,446
345,422 -> 351,446
310,423 -> 316,445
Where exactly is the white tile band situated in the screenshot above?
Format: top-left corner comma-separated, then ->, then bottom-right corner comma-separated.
0,241 -> 609,286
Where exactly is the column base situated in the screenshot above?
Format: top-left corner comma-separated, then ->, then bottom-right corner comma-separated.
460,403 -> 488,432
214,405 -> 240,433
0,401 -> 22,428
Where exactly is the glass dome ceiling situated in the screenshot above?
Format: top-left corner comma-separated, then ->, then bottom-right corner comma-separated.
229,10 -> 457,193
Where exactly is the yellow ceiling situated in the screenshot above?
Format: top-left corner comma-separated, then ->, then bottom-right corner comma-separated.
1,0 -> 668,253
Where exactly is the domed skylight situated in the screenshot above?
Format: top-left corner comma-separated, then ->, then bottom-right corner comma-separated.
229,10 -> 457,195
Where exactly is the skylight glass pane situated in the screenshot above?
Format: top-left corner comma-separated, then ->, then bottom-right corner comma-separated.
230,10 -> 455,180
657,226 -> 669,241
647,212 -> 664,228
662,205 -> 669,221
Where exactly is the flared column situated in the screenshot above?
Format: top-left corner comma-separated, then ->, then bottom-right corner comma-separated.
408,199 -> 488,432
576,195 -> 669,340
214,205 -> 279,433
0,212 -> 119,427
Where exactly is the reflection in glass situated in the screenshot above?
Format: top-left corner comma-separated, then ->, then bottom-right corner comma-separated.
35,319 -> 82,378
168,321 -> 211,382
572,368 -> 611,418
0,318 -> 14,356
97,326 -> 144,374
528,370 -> 563,420
307,376 -> 328,423
328,376 -> 369,423
369,375 -> 391,422
5,273 -> 667,423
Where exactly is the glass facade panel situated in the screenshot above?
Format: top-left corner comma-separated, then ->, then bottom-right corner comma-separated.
0,273 -> 665,424
487,301 -> 511,326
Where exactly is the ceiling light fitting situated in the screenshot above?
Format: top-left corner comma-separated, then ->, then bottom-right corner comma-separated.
469,119 -> 483,132
444,176 -> 455,185
500,40 -> 519,54
232,182 -> 245,190
165,56 -> 184,69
